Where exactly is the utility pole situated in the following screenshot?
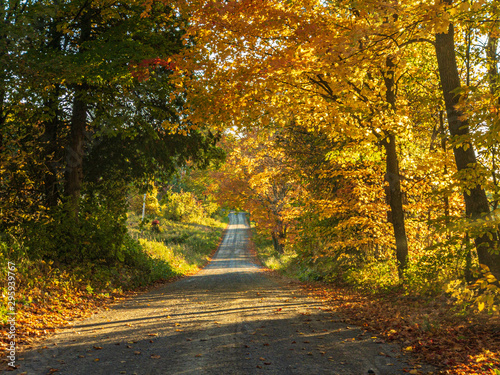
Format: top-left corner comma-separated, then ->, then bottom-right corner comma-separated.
141,193 -> 146,234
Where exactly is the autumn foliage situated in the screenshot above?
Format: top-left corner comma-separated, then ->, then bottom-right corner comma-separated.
175,0 -> 500,306
2,0 -> 500,373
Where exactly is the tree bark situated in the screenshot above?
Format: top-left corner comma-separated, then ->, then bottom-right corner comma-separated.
64,11 -> 91,218
271,230 -> 285,254
434,19 -> 500,279
382,55 -> 409,279
486,25 -> 500,211
65,86 -> 88,217
439,111 -> 450,225
382,134 -> 409,278
43,100 -> 60,208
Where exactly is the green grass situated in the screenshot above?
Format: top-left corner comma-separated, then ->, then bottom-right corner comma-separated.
125,212 -> 226,280
251,229 -> 297,274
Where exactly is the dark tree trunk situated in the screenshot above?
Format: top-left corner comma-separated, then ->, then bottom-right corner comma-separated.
486,8 -> 499,98
42,86 -> 62,208
382,134 -> 409,278
65,86 -> 88,218
382,55 -> 409,279
271,231 -> 284,254
42,22 -> 65,208
434,19 -> 500,280
487,27 -> 500,211
43,115 -> 60,208
64,11 -> 91,218
439,111 -> 451,225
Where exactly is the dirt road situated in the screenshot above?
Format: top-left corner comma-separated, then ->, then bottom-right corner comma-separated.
11,213 -> 429,374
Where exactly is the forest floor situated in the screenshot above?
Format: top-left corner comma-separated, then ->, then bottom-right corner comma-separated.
290,280 -> 500,374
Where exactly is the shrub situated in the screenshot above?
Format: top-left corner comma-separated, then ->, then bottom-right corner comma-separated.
128,187 -> 161,217
19,190 -> 128,264
161,191 -> 204,222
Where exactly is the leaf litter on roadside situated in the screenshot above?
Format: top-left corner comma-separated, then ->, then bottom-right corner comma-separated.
298,282 -> 500,374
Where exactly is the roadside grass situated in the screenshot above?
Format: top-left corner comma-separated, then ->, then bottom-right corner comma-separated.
250,232 -> 297,273
251,228 -> 500,375
0,214 -> 226,360
127,212 -> 226,277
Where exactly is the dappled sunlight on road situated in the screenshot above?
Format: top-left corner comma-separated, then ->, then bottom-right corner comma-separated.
12,213 -> 431,375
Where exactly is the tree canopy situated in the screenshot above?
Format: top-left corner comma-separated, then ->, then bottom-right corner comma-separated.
0,0 -> 223,262
170,0 -> 500,289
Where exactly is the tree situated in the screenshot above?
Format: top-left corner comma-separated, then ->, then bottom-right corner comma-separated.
213,130 -> 301,253
176,0 -> 449,278
0,0 -> 223,263
433,0 -> 500,280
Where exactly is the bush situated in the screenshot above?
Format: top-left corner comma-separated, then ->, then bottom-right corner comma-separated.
128,186 -> 161,217
19,190 -> 128,264
161,191 -> 205,222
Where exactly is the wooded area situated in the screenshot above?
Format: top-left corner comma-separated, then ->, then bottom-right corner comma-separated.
1,0 -> 500,373
180,0 -> 500,307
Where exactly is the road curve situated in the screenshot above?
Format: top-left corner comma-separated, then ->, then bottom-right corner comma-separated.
11,212 -> 427,375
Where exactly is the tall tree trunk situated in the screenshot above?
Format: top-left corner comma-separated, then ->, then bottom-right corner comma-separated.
42,99 -> 60,209
434,17 -> 500,280
486,24 -> 500,211
382,55 -> 409,278
486,9 -> 499,98
64,11 -> 91,219
42,22 -> 64,208
382,134 -> 409,278
439,111 -> 450,225
65,85 -> 88,218
271,217 -> 286,254
271,231 -> 284,254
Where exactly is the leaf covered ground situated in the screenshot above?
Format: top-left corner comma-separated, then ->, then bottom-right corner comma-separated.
251,226 -> 500,374
291,278 -> 500,374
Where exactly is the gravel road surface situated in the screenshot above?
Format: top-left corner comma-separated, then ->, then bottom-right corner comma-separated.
10,212 -> 430,375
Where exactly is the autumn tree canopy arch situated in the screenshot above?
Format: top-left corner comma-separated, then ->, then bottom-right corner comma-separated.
169,0 -> 500,282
